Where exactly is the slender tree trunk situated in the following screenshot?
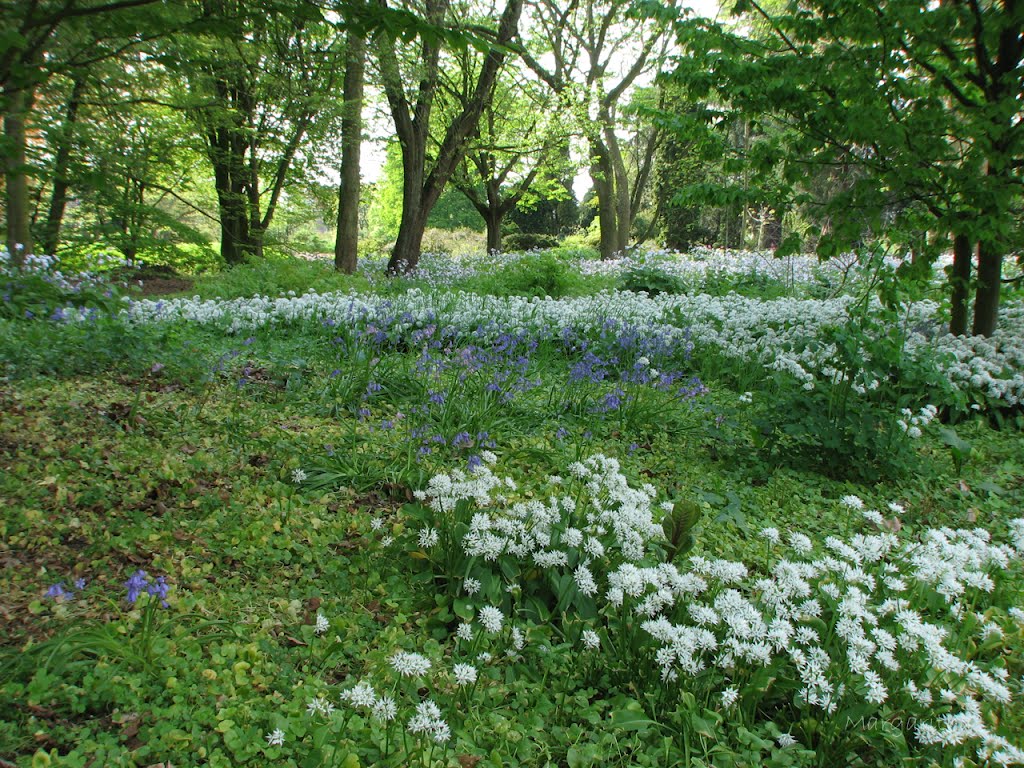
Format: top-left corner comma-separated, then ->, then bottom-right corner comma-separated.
971,239 -> 1001,336
4,87 -> 35,262
949,233 -> 973,336
335,27 -> 365,274
40,74 -> 86,256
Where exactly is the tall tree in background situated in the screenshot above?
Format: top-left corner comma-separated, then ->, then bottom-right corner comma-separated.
665,0 -> 1023,336
1,0 -> 175,262
173,0 -> 343,265
333,15 -> 366,274
522,0 -> 674,259
375,0 -> 525,273
445,57 -> 565,253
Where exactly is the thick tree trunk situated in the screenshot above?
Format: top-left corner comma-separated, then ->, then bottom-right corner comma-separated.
40,74 -> 86,256
335,28 -> 365,274
214,168 -> 251,266
484,210 -> 502,253
4,87 -> 35,263
603,118 -> 631,254
971,240 -> 1001,337
387,136 -> 429,273
390,201 -> 429,273
949,233 -> 973,336
590,141 -> 619,260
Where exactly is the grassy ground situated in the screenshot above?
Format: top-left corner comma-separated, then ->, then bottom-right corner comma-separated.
2,253 -> 1023,767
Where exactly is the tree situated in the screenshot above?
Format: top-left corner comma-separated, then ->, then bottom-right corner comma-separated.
171,0 -> 344,265
1,0 -> 177,262
334,7 -> 366,274
521,0 -> 675,259
445,57 -> 565,252
664,0 -> 1024,335
374,0 -> 525,273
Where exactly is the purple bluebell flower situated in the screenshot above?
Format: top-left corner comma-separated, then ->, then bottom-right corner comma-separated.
555,427 -> 569,440
124,570 -> 149,604
146,576 -> 170,607
45,582 -> 72,600
451,431 -> 472,448
73,577 -> 87,590
467,455 -> 483,471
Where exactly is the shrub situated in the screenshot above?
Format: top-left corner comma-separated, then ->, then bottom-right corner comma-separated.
502,233 -> 559,252
479,250 -> 582,298
619,264 -> 687,296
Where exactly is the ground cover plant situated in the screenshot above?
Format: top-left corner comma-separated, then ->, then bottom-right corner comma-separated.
2,247 -> 1024,767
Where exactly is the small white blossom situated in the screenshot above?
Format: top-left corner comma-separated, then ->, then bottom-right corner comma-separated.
418,527 -> 439,548
721,686 -> 739,707
266,728 -> 286,746
390,651 -> 431,677
452,663 -> 478,686
292,468 -> 307,484
478,605 -> 504,633
581,629 -> 601,650
372,696 -> 397,722
314,611 -> 330,635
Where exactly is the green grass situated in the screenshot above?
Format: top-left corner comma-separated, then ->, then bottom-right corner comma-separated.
1,258 -> 1023,767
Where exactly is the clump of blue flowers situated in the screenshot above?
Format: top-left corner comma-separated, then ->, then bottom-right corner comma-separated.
124,570 -> 170,607
45,571 -> 171,608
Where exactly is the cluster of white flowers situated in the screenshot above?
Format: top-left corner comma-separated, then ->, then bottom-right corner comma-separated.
413,455 -> 667,605
897,404 -> 939,439
623,511 -> 1024,761
408,700 -> 450,744
389,651 -> 432,678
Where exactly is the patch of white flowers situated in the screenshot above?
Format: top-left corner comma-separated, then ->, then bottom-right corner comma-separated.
412,454 -> 668,607
624,514 -> 1024,763
121,280 -> 1024,409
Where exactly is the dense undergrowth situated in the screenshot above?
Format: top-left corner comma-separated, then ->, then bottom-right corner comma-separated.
1,247 -> 1023,767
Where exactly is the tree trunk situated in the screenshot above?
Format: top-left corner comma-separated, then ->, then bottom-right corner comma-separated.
40,74 -> 86,256
4,87 -> 35,263
971,239 -> 1001,337
214,165 -> 251,266
485,209 -> 502,253
386,134 -> 429,273
949,233 -> 973,336
381,0 -> 523,274
602,117 -> 631,254
335,27 -> 365,274
390,200 -> 429,273
590,140 -> 618,260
